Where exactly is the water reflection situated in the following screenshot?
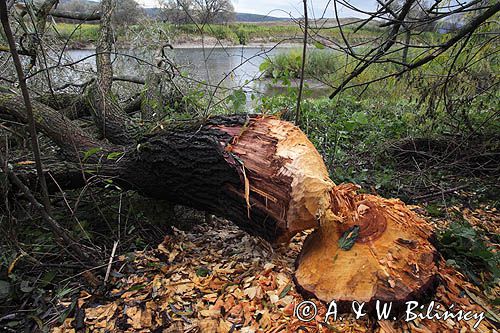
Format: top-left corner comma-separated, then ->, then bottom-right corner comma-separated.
64,46 -> 330,107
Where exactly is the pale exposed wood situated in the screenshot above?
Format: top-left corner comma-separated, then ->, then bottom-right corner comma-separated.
2,99 -> 440,304
218,116 -> 336,242
295,184 -> 439,306
221,116 -> 439,306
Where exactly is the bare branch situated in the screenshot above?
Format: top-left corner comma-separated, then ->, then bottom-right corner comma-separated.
0,0 -> 51,212
295,0 -> 308,126
49,9 -> 101,21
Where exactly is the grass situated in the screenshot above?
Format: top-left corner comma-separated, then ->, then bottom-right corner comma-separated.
260,48 -> 342,79
51,23 -> 100,43
155,22 -> 383,45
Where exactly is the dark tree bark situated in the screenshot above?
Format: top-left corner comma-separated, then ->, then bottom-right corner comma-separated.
0,94 -> 104,155
1,105 -> 316,243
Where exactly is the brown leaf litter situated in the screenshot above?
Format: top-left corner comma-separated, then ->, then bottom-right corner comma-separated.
53,207 -> 498,332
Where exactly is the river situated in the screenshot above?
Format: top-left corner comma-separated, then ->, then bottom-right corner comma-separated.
65,46 -> 331,107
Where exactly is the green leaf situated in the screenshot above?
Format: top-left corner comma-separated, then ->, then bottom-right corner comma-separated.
352,111 -> 368,125
343,120 -> 357,132
40,271 -> 56,288
279,284 -> 292,298
259,61 -> 270,72
195,266 -> 210,277
56,287 -> 74,299
83,147 -> 103,161
107,151 -> 124,160
314,41 -> 325,49
127,284 -> 147,292
338,225 -> 360,251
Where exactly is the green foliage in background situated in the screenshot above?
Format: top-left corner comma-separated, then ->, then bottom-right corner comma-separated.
259,94 -> 416,190
52,23 -> 100,42
260,41 -> 499,138
438,220 -> 499,287
260,48 -> 341,80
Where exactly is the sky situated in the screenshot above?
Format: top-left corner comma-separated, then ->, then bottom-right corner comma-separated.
135,0 -> 378,18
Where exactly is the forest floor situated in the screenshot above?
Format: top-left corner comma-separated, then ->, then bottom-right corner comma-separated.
50,197 -> 499,333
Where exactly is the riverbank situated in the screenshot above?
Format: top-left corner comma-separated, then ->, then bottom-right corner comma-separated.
67,39 -> 306,50
50,21 -> 384,50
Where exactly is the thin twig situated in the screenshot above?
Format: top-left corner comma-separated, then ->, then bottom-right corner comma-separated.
411,184 -> 469,201
104,240 -> 118,285
295,0 -> 308,126
0,0 -> 52,213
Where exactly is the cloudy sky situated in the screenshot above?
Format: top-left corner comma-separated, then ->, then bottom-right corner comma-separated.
136,0 -> 377,18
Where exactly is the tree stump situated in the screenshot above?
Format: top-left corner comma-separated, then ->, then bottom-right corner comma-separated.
294,184 -> 439,309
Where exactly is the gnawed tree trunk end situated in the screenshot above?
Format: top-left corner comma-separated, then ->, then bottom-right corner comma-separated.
294,184 -> 439,311
214,116 -> 337,242
120,115 -> 336,244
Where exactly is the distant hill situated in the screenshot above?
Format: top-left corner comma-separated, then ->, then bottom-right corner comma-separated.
234,13 -> 290,22
142,8 -> 290,23
143,7 -> 161,19
58,0 -> 97,6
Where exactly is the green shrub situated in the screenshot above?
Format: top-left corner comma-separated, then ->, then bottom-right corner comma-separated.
438,221 -> 499,287
260,49 -> 343,79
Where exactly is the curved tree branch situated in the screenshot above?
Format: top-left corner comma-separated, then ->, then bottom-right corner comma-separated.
49,9 -> 101,21
0,93 -> 105,157
329,2 -> 500,99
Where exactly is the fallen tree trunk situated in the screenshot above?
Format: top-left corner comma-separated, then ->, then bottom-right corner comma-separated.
2,94 -> 439,310
121,115 -> 439,308
116,115 -> 336,242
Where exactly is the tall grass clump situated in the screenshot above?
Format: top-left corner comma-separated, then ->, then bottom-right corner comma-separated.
260,49 -> 342,80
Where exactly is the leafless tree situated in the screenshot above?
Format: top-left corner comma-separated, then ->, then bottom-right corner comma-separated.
112,0 -> 145,26
160,0 -> 234,24
192,0 -> 234,24
159,0 -> 194,24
